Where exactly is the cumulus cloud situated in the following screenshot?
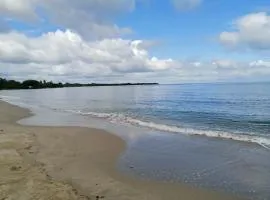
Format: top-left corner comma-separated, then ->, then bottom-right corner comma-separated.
1,1 -> 269,83
0,0 -> 36,20
0,30 -> 176,81
37,0 -> 136,39
0,0 -> 136,39
171,0 -> 202,11
250,60 -> 270,68
124,59 -> 270,83
0,0 -> 204,38
0,29 -> 270,83
219,12 -> 270,50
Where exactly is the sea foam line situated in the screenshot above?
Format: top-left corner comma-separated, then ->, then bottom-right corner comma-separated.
69,110 -> 270,150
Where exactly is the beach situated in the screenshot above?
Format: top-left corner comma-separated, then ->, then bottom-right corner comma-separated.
0,100 -> 244,200
1,0 -> 269,198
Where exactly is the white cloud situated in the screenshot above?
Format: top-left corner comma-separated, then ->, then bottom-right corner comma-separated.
250,60 -> 270,67
0,0 -> 204,38
0,30 -> 176,82
172,0 -> 202,11
0,0 -> 136,39
37,0 -> 136,39
0,1 -> 269,83
219,12 -> 270,50
0,0 -> 36,20
0,29 -> 270,83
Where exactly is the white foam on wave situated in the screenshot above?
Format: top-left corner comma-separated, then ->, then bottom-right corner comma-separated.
69,110 -> 270,150
4,95 -> 268,150
0,95 -> 21,100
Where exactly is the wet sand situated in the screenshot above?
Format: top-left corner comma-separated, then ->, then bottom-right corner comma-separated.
0,100 -> 243,200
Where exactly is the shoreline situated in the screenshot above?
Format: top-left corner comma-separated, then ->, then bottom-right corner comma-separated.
0,100 -> 243,200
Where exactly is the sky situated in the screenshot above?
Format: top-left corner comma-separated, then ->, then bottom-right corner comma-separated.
0,0 -> 270,83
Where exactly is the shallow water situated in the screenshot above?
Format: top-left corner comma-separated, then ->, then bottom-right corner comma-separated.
1,83 -> 270,199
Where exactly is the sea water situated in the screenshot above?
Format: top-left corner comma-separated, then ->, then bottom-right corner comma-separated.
1,83 -> 270,199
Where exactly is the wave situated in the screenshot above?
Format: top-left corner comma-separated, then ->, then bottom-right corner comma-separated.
0,95 -> 21,100
1,95 -> 269,150
68,110 -> 270,150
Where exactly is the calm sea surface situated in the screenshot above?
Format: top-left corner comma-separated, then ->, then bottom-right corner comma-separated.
1,83 -> 270,199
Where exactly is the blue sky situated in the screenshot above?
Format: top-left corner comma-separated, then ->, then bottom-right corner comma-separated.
118,0 -> 269,59
0,0 -> 270,83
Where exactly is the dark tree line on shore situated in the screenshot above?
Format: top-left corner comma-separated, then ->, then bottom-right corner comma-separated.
0,78 -> 158,90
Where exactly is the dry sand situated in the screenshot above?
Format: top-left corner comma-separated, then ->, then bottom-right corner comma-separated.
0,100 -> 244,200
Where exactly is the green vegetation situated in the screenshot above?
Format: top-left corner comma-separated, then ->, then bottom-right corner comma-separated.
0,78 -> 158,90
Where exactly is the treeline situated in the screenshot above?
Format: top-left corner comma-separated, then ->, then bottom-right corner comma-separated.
0,78 -> 158,90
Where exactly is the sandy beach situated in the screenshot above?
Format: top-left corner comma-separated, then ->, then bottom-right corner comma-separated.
0,100 -> 243,200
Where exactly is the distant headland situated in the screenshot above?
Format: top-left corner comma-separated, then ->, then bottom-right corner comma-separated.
0,78 -> 158,90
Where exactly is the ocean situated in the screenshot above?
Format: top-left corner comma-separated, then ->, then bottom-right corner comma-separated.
1,83 -> 270,199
